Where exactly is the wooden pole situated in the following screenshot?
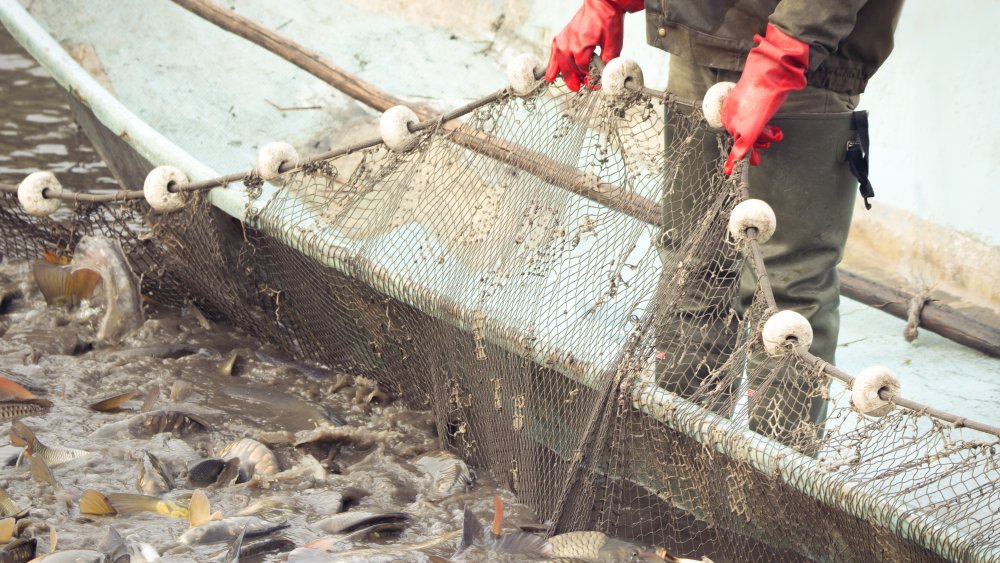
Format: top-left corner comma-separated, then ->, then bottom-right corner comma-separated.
167,0 -> 1000,359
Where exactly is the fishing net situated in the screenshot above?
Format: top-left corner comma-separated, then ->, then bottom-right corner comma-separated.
2,81 -> 999,563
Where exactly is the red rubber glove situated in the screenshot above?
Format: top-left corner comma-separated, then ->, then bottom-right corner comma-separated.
545,0 -> 645,92
722,24 -> 810,175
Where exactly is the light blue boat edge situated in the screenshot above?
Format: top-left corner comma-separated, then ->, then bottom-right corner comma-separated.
0,1 -> 994,560
0,0 -> 276,219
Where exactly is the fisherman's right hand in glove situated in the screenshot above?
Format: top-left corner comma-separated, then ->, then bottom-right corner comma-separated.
721,24 -> 809,175
545,0 -> 644,92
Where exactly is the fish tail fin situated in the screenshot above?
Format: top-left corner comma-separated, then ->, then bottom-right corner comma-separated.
0,376 -> 35,400
66,267 -> 101,306
107,493 -> 168,516
189,490 -> 211,528
32,261 -> 71,306
0,517 -> 14,543
80,489 -> 118,516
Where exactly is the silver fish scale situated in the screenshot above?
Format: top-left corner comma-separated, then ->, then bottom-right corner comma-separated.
179,516 -> 288,545
549,531 -> 611,559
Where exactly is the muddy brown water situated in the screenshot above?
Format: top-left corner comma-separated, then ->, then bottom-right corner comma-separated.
0,26 -> 556,562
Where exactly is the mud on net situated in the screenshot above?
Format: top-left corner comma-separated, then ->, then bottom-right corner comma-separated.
2,82 -> 999,562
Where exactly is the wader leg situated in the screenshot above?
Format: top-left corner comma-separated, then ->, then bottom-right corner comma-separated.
660,56 -> 861,446
655,62 -> 741,415
743,112 -> 859,447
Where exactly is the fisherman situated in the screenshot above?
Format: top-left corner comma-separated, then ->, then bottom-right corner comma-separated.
545,0 -> 903,446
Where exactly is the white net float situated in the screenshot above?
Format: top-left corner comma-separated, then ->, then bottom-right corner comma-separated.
728,199 -> 776,244
852,366 -> 902,417
380,105 -> 421,152
761,310 -> 813,356
143,165 -> 189,213
506,53 -> 544,97
703,81 -> 736,129
17,171 -> 62,217
600,58 -> 643,97
256,141 -> 299,181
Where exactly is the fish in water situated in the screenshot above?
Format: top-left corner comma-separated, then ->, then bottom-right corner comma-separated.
218,350 -> 243,377
179,516 -> 289,545
0,537 -> 35,562
79,490 -> 117,517
255,350 -> 334,380
312,510 -> 410,535
222,525 -> 245,563
455,503 -> 553,560
27,528 -> 105,562
28,549 -> 107,562
0,373 -> 39,400
27,453 -> 59,491
88,390 -> 136,413
187,457 -> 247,488
31,260 -> 101,308
0,516 -> 34,562
412,450 -> 475,499
105,493 -> 189,520
10,421 -> 88,468
218,438 -> 279,478
137,450 -> 175,495
0,488 -> 27,519
97,526 -> 129,563
221,385 -> 344,430
0,399 -> 52,422
548,531 -> 671,562
90,409 -> 212,438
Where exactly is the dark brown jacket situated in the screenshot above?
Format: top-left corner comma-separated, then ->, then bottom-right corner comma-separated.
644,0 -> 904,94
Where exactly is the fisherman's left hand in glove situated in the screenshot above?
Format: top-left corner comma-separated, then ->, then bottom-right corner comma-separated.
722,23 -> 810,175
545,0 -> 645,92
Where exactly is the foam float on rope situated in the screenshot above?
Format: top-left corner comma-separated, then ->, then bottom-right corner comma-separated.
143,165 -> 189,212
380,105 -> 421,152
702,81 -> 736,129
506,53 -> 544,97
729,199 -> 776,244
852,366 -> 902,417
256,141 -> 299,181
18,171 -> 61,217
761,310 -> 813,356
600,58 -> 643,97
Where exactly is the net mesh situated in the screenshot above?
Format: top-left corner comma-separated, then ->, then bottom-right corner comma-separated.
2,84 -> 999,562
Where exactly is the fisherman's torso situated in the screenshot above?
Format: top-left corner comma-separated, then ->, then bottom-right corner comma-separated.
643,0 -> 904,95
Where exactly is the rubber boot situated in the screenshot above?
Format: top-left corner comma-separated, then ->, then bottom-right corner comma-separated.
743,112 -> 859,448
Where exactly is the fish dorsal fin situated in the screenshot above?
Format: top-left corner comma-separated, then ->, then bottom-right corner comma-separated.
141,384 -> 160,413
222,525 -> 246,563
29,453 -> 60,491
190,490 -> 211,528
0,517 -> 14,543
458,506 -> 482,555
10,420 -> 36,447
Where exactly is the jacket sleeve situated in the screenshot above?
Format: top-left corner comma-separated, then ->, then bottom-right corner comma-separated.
769,0 -> 871,70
